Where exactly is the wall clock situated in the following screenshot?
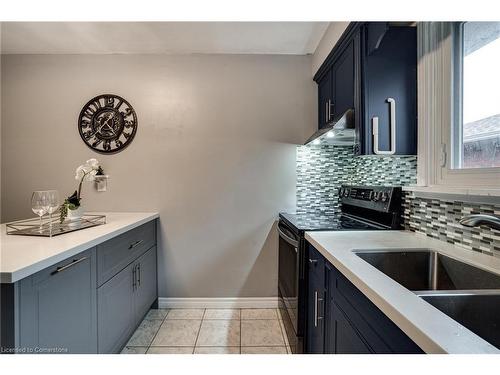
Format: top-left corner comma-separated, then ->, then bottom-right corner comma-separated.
78,94 -> 138,154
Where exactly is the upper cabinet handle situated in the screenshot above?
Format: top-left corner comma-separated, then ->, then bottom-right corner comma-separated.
372,98 -> 396,155
328,100 -> 334,121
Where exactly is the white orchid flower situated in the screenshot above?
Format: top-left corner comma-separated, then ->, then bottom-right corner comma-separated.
71,159 -> 103,203
75,159 -> 100,180
87,169 -> 98,182
75,165 -> 91,180
86,158 -> 99,169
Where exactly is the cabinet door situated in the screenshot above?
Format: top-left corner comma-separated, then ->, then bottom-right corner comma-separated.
330,303 -> 372,354
331,40 -> 355,119
306,246 -> 325,353
134,246 -> 158,323
317,70 -> 333,128
97,264 -> 135,353
363,24 -> 417,155
331,259 -> 423,353
19,249 -> 97,354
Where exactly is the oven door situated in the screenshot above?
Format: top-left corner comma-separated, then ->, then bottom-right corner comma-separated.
278,221 -> 300,334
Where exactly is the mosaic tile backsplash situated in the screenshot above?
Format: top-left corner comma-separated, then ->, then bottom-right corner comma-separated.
403,192 -> 500,257
296,145 -> 353,216
296,144 -> 417,216
296,144 -> 499,256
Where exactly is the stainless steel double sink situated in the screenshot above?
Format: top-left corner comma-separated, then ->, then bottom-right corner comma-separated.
354,249 -> 500,349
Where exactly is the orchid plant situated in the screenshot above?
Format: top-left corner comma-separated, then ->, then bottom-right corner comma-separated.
60,159 -> 103,222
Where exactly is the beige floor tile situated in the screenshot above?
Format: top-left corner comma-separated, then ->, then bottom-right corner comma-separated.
125,319 -> 163,347
121,346 -> 148,354
276,309 -> 283,320
241,319 -> 285,346
147,346 -> 194,354
151,320 -> 201,346
241,346 -> 287,354
196,320 -> 240,347
241,308 -> 278,320
204,309 -> 240,320
194,347 -> 240,354
144,308 -> 169,320
278,318 -> 290,346
166,309 -> 205,320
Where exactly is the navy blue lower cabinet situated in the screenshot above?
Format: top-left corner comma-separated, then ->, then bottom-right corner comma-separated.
328,303 -> 372,354
306,243 -> 423,354
306,246 -> 326,353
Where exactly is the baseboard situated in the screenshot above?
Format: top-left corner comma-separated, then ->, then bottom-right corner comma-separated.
158,297 -> 279,309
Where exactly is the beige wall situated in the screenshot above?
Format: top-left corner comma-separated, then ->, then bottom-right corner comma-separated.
312,22 -> 349,76
1,54 -> 316,297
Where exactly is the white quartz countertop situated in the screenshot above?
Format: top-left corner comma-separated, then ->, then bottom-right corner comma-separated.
0,212 -> 159,283
305,230 -> 500,354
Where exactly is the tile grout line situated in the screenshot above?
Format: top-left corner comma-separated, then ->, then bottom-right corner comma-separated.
273,310 -> 287,351
145,308 -> 170,353
192,309 -> 206,354
276,308 -> 290,352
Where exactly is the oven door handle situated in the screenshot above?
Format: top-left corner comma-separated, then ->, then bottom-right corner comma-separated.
278,224 -> 299,250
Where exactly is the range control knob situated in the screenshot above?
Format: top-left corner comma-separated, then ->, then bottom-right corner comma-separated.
343,189 -> 350,197
381,192 -> 389,202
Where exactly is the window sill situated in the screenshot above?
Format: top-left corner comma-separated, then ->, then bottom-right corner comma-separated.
403,185 -> 500,203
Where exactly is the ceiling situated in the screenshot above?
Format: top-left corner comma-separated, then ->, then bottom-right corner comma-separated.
0,22 -> 329,55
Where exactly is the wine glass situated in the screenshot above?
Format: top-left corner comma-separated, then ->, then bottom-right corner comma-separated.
46,190 -> 60,222
46,190 -> 60,235
31,191 -> 49,232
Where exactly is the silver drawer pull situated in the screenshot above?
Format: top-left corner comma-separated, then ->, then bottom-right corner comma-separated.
132,265 -> 137,291
51,257 -> 87,275
129,239 -> 144,249
314,291 -> 324,327
137,264 -> 141,287
309,259 -> 318,264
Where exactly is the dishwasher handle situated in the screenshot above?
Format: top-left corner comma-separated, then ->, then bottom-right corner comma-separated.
278,223 -> 299,249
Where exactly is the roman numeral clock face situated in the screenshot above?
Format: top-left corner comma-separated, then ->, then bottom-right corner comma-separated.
78,94 -> 138,154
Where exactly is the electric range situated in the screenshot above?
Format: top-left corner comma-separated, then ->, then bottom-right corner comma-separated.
277,185 -> 403,353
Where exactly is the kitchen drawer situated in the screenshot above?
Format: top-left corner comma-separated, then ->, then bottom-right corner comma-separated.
97,221 -> 156,286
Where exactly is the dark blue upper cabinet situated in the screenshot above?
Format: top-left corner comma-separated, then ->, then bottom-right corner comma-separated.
314,22 -> 417,155
331,39 -> 355,120
316,35 -> 358,129
318,70 -> 333,129
361,23 -> 417,155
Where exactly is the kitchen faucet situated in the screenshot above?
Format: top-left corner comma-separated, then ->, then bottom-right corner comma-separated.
459,214 -> 500,231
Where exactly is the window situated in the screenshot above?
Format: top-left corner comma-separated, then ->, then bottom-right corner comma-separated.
414,22 -> 500,194
453,22 -> 500,170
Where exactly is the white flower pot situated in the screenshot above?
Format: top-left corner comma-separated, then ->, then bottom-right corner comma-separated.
66,205 -> 84,221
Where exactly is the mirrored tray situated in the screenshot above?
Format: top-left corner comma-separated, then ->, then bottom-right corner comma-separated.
6,214 -> 106,237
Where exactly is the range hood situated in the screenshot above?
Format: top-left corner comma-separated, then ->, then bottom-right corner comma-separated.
304,109 -> 355,146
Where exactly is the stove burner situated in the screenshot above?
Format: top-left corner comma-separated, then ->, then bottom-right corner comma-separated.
279,212 -> 384,232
